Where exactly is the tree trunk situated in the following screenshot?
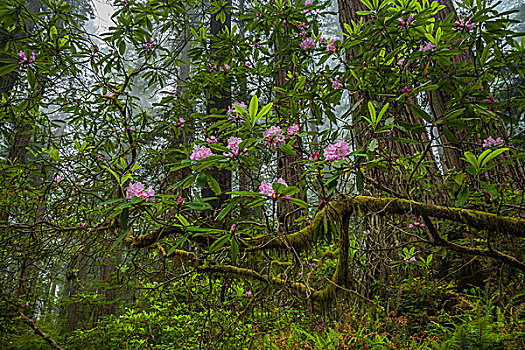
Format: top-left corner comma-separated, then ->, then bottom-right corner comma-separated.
203,1 -> 232,214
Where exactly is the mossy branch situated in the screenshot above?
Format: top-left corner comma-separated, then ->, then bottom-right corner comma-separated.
18,312 -> 64,350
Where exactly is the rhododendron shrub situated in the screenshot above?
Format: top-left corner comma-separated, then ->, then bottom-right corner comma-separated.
2,0 -> 525,346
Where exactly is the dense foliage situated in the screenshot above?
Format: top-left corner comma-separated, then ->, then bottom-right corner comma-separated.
1,0 -> 525,348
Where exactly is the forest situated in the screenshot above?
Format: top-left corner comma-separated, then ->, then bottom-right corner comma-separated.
1,0 -> 525,348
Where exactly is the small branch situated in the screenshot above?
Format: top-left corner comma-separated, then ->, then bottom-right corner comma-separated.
18,312 -> 64,350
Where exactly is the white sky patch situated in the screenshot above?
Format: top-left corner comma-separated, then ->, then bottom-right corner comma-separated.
91,0 -> 116,34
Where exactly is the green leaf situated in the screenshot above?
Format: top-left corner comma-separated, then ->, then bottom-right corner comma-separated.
120,208 -> 129,231
256,102 -> 273,119
112,226 -> 131,249
230,237 -> 239,261
206,173 -> 222,195
27,68 -> 36,89
462,151 -> 479,169
367,101 -> 377,125
479,148 -> 509,168
249,95 -> 258,121
100,198 -> 125,206
208,235 -> 230,253
176,214 -> 190,227
456,184 -> 469,206
368,138 -> 378,152
376,102 -> 389,126
289,198 -> 309,210
0,63 -> 17,77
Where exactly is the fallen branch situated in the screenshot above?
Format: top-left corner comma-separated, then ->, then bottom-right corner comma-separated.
18,312 -> 63,350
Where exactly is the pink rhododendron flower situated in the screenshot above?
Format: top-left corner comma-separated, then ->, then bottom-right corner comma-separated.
304,0 -> 313,5
454,17 -> 473,32
143,38 -> 156,50
397,13 -> 414,27
259,178 -> 289,199
245,291 -> 252,297
300,37 -> 316,50
206,136 -> 218,144
176,197 -> 184,204
77,222 -> 86,226
18,51 -> 36,65
332,77 -> 343,89
263,126 -> 285,150
486,98 -> 499,104
225,136 -> 244,158
327,39 -> 340,52
309,152 -> 321,162
363,229 -> 370,235
287,124 -> 300,136
190,146 -> 215,165
403,256 -> 417,262
54,176 -> 63,183
408,221 -> 425,229
227,102 -> 247,122
126,182 -> 155,202
323,139 -> 350,161
277,178 -> 288,186
89,45 -> 98,55
174,117 -> 185,130
482,136 -> 504,148
259,181 -> 275,198
419,42 -> 436,52
402,87 -> 412,94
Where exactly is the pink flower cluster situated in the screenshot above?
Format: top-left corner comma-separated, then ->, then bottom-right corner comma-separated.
89,45 -> 98,56
259,178 -> 288,198
287,124 -> 300,136
263,126 -> 285,150
402,87 -> 412,94
327,39 -> 340,52
190,146 -> 215,165
125,182 -> 155,202
408,221 -> 425,229
403,256 -> 416,262
18,51 -> 36,65
225,136 -> 245,158
143,38 -> 156,50
174,117 -> 185,130
309,152 -> 321,162
300,37 -> 316,50
486,98 -> 499,104
397,14 -> 414,27
482,136 -> 504,148
332,77 -> 343,90
454,17 -> 473,32
227,102 -> 247,122
419,42 -> 436,52
323,139 -> 350,161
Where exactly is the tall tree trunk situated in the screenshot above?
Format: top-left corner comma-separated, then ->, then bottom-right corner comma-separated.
274,15 -> 306,232
337,0 -> 441,295
92,253 -> 117,326
203,1 -> 232,215
64,249 -> 89,333
428,0 -> 524,184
